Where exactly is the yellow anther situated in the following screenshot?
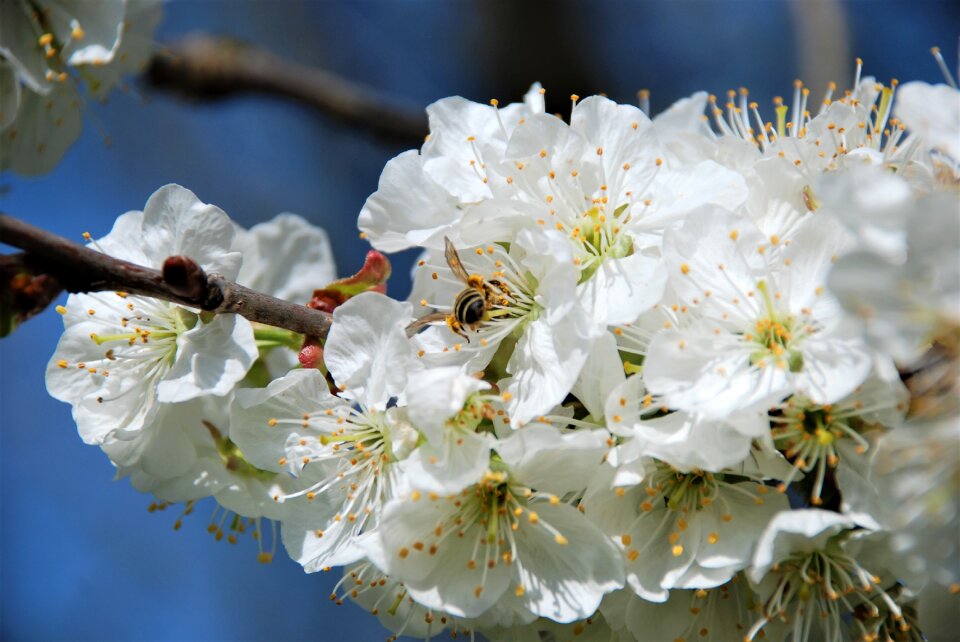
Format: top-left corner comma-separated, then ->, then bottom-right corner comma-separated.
672,544 -> 684,557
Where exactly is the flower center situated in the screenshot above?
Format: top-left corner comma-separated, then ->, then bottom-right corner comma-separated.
567,203 -> 634,280
748,533 -> 904,642
746,280 -> 807,372
772,397 -> 872,505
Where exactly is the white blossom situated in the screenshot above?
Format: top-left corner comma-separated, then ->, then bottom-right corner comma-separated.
829,188 -> 960,366
601,580 -> 766,642
0,0 -> 161,174
871,416 -> 960,590
895,81 -> 960,161
365,425 -> 621,623
231,293 -> 418,569
585,457 -> 788,603
644,207 -> 872,419
747,509 -> 911,642
46,185 -> 256,444
234,213 -> 337,306
410,229 -> 603,426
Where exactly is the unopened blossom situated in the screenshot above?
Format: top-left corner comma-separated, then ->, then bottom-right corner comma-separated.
366,425 -> 621,623
585,458 -> 787,603
46,185 -> 256,445
644,207 -> 872,419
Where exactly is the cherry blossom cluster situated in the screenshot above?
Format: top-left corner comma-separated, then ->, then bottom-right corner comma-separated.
46,63 -> 958,641
1,0 -> 162,174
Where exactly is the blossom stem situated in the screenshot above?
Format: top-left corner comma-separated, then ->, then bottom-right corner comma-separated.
0,213 -> 333,339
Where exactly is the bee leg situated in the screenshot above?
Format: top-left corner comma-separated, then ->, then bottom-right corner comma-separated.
446,315 -> 471,344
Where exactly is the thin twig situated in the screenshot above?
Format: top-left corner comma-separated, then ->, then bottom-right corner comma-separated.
0,214 -> 332,339
148,34 -> 428,143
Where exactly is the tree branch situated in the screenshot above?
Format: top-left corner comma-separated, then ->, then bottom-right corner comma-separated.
147,34 -> 428,143
0,214 -> 333,339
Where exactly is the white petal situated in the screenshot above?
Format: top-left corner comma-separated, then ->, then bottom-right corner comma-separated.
644,327 -> 790,419
324,292 -> 416,409
523,83 -> 545,115
653,92 -> 709,133
139,184 -> 242,278
749,509 -> 855,583
281,488 -> 368,571
358,150 -> 463,252
368,497 -> 513,617
405,366 -> 489,443
496,425 -> 609,496
235,213 -> 337,303
401,430 -> 492,495
0,83 -> 81,176
576,250 -> 667,326
0,60 -> 20,130
572,331 -> 625,421
638,162 -> 749,233
231,368 -> 341,473
895,82 -> 960,159
157,314 -> 257,402
0,3 -> 53,93
55,0 -> 125,65
512,502 -> 624,622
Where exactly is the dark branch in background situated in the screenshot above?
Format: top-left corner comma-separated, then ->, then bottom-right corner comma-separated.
0,214 -> 332,339
147,34 -> 428,143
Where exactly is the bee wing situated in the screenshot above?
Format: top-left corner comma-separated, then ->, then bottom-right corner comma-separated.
444,236 -> 471,283
405,312 -> 449,337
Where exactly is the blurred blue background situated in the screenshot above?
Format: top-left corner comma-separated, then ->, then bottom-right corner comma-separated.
1,1 -> 957,640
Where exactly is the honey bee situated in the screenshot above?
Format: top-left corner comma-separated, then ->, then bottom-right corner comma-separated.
406,237 -> 510,342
